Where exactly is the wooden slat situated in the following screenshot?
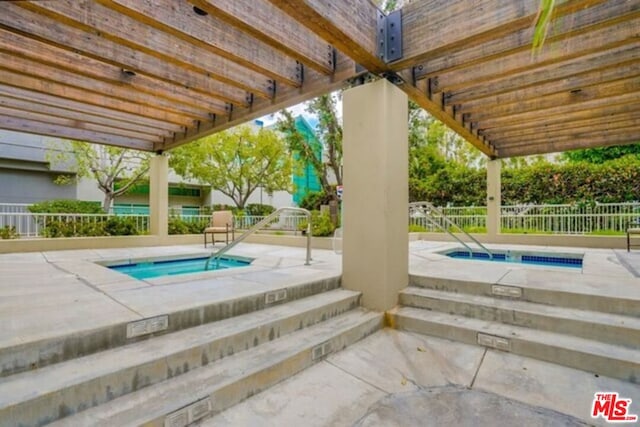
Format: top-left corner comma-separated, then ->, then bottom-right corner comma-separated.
15,0 -> 272,96
0,28 -> 231,113
459,62 -> 640,114
0,2 -> 253,103
0,115 -> 154,151
0,95 -> 172,139
0,52 -> 219,120
483,113 -> 640,140
0,85 -> 183,133
397,0 -> 607,70
0,105 -> 162,143
468,77 -> 640,122
498,124 -> 640,147
100,0 -> 302,87
478,92 -> 640,130
446,45 -> 640,104
160,52 -> 361,151
499,134 -> 640,158
411,0 -> 638,79
0,70 -> 193,127
189,0 -> 334,74
268,0 -> 384,72
432,18 -> 640,93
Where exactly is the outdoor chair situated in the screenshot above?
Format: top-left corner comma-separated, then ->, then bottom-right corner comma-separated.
627,219 -> 640,252
204,210 -> 235,248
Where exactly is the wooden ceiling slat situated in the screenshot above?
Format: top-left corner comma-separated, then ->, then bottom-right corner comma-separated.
446,45 -> 640,105
0,95 -> 172,139
0,70 -> 193,127
0,105 -> 163,143
410,0 -> 638,79
0,115 -> 154,151
0,28 -> 232,113
0,85 -> 183,133
459,62 -> 640,114
189,0 -> 334,74
500,134 -> 640,158
15,1 -> 273,96
483,113 -> 640,140
100,0 -> 303,87
499,124 -> 640,147
0,53 -> 221,120
432,17 -> 640,93
469,77 -> 640,123
0,2 -> 252,104
268,0 -> 384,72
397,0 -> 607,70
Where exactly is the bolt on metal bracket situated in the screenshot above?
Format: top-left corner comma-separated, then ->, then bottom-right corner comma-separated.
377,9 -> 403,63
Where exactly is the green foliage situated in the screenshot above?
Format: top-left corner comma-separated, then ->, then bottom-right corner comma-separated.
532,0 -> 555,52
297,210 -> 336,237
298,191 -> 334,211
562,144 -> 640,164
170,125 -> 292,209
28,200 -> 104,214
408,224 -> 427,233
38,216 -> 144,238
168,217 -> 208,235
104,217 -> 140,236
244,204 -> 275,216
0,226 -> 19,239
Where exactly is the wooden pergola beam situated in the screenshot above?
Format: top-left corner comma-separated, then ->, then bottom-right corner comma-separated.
500,134 -> 640,158
498,124 -> 640,147
15,1 -> 273,96
0,115 -> 154,151
99,0 -> 303,87
0,95 -> 173,139
0,2 -> 253,104
188,0 -> 334,74
268,0 -> 385,72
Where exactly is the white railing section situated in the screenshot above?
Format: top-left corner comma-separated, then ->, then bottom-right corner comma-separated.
0,213 -> 150,237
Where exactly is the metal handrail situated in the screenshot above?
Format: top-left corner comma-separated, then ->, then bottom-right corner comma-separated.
205,207 -> 312,270
410,201 -> 493,259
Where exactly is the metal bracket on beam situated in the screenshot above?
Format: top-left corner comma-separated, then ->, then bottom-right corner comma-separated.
225,103 -> 233,120
377,10 -> 403,63
295,61 -> 304,86
245,93 -> 254,108
267,79 -> 277,100
328,45 -> 337,72
209,112 -> 216,126
382,71 -> 405,86
347,72 -> 377,87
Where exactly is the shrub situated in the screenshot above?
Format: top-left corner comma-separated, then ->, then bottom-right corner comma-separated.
0,226 -> 19,239
297,210 -> 336,237
299,191 -> 334,211
28,200 -> 104,214
244,203 -> 276,216
168,217 -> 208,235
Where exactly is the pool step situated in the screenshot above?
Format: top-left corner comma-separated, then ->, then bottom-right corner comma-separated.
49,309 -> 382,427
0,275 -> 341,377
389,306 -> 640,383
0,289 -> 371,427
409,274 -> 640,316
400,287 -> 640,348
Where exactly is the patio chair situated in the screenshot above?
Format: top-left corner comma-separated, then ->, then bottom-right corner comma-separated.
627,219 -> 640,252
204,210 -> 235,248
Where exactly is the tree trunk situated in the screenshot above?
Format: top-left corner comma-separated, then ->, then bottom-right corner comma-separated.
102,193 -> 113,213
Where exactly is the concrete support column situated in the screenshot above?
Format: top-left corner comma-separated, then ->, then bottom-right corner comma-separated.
149,153 -> 169,236
342,79 -> 408,311
486,159 -> 502,239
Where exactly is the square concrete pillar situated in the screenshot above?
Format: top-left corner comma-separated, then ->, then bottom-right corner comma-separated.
486,159 -> 502,239
342,79 -> 408,311
149,153 -> 168,236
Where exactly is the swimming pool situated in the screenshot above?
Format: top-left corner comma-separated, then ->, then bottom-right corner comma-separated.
444,250 -> 583,269
109,256 -> 251,280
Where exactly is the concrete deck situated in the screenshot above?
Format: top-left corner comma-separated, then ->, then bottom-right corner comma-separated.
2,240 -> 639,425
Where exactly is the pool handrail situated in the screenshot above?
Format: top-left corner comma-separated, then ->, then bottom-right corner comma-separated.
205,207 -> 312,270
410,201 -> 493,259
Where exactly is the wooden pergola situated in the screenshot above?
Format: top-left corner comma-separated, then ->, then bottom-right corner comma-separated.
0,0 -> 637,158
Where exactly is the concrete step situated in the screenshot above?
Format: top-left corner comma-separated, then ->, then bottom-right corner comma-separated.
409,274 -> 640,317
400,287 -> 640,348
1,275 -> 341,377
0,289 -> 364,427
389,306 -> 640,384
49,309 -> 382,427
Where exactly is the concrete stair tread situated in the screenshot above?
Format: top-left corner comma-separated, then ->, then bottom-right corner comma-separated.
0,289 -> 361,425
49,309 -> 382,427
391,307 -> 640,364
401,287 -> 640,330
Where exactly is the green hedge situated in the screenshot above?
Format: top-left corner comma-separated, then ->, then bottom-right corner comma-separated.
168,217 -> 208,235
28,200 -> 104,214
38,217 -> 144,238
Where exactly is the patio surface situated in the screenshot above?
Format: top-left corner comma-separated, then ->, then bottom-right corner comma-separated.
2,240 -> 639,426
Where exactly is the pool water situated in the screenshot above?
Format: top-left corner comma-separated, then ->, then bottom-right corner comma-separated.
109,257 -> 251,280
446,251 -> 582,269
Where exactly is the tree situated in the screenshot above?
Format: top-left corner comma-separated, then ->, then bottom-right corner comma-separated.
562,144 -> 640,164
169,125 -> 292,209
49,141 -> 150,212
277,93 -> 343,198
